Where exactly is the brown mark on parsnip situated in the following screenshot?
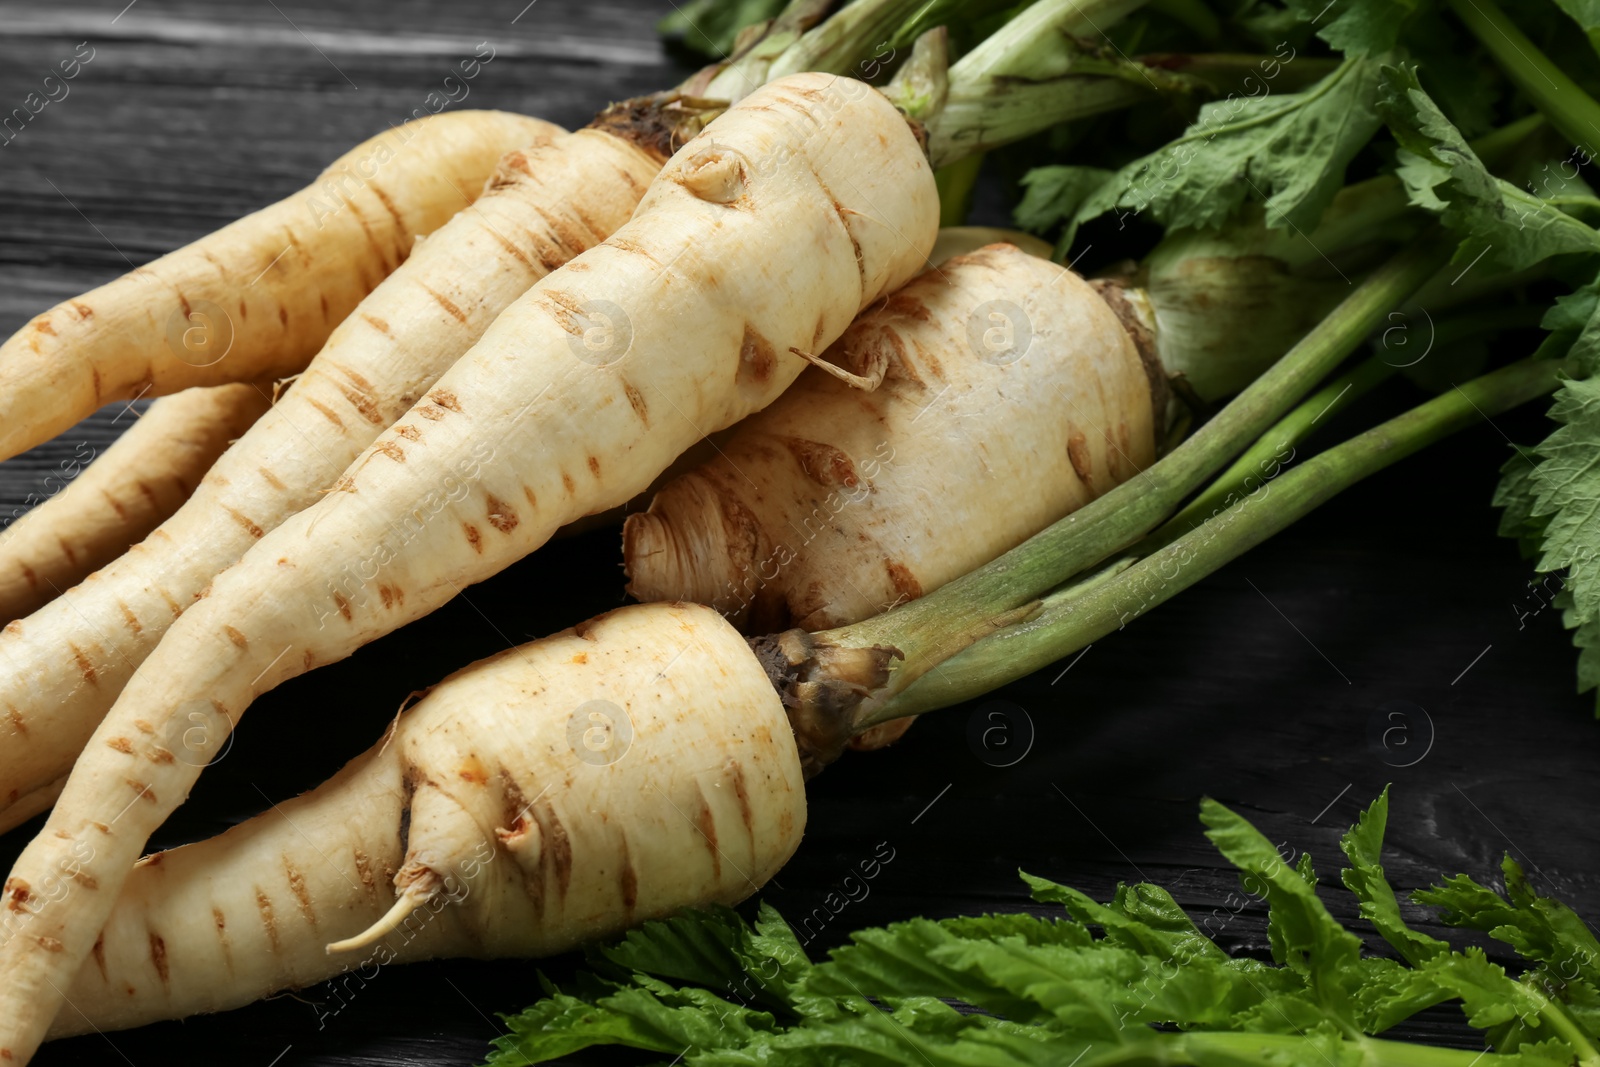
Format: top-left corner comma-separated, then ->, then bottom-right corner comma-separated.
532,803 -> 572,898
428,391 -> 462,414
116,601 -> 143,636
422,284 -> 469,324
8,708 -> 26,737
622,380 -> 650,426
464,524 -> 484,553
458,754 -> 489,785
91,936 -> 107,981
587,455 -> 602,479
727,760 -> 754,840
147,746 -> 174,765
224,626 -> 249,650
102,491 -> 129,520
255,888 -> 280,952
738,326 -> 776,387
306,398 -> 346,432
693,783 -> 721,879
541,290 -> 589,336
125,779 -> 157,803
334,594 -> 352,622
619,834 -> 638,914
106,737 -> 133,755
148,930 -> 170,985
1067,432 -> 1094,491
885,560 -> 923,603
533,205 -> 588,257
782,438 -> 857,488
393,424 -> 421,442
328,373 -> 385,425
353,848 -> 377,897
213,907 -> 233,969
286,860 -> 316,926
224,507 -> 265,539
1103,428 -> 1123,481
561,472 -> 576,496
486,496 -> 519,534
486,228 -> 533,270
70,644 -> 98,685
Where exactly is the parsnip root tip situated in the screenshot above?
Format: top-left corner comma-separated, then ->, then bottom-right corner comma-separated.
324,884 -> 434,955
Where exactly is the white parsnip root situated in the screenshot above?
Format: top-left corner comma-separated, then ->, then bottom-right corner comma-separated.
0,109 -> 555,463
41,602 -> 802,1038
0,72 -> 937,1059
624,243 -> 1160,633
0,384 -> 271,624
0,124 -> 667,828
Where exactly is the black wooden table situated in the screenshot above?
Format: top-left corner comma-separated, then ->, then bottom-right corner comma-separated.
2,2 -> 1596,1064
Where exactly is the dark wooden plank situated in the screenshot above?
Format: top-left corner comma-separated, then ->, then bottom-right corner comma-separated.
2,3 -> 1598,1065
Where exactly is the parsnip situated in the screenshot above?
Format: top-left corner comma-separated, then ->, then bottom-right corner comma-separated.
42,602 -> 803,1038
0,110 -> 556,463
0,128 -> 659,827
0,73 -> 938,1058
624,243 -> 1160,638
0,384 -> 271,623
0,0 -> 917,831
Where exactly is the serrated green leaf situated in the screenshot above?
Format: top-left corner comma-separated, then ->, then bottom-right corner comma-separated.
1072,56 -> 1387,235
1541,276 -> 1600,373
1025,874 -> 1224,962
487,973 -> 777,1066
1495,447 -> 1553,559
596,903 -> 814,1016
1338,787 -> 1453,967
1416,857 -> 1600,992
1420,947 -> 1561,1039
1285,0 -> 1421,55
1201,798 -> 1367,1024
807,916 -> 1066,1025
1379,66 -> 1600,272
1013,166 -> 1114,253
1525,376 -> 1600,625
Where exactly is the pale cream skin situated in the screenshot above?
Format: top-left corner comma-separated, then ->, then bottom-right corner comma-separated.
0,72 -> 938,1059
46,601 -> 806,1039
0,383 -> 272,624
0,127 -> 665,829
0,109 -> 555,463
625,244 -> 1157,635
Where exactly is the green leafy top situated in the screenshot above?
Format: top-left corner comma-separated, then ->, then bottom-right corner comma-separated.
1063,54 -> 1390,238
1379,66 -> 1600,271
1284,0 -> 1423,57
484,792 -> 1600,1067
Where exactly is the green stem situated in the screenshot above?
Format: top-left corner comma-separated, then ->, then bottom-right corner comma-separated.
925,0 -> 1185,168
1159,355 -> 1395,541
1181,1031 -> 1537,1067
935,153 -> 984,225
871,357 -> 1567,722
1135,52 -> 1340,93
825,237 -> 1453,717
1446,0 -> 1600,156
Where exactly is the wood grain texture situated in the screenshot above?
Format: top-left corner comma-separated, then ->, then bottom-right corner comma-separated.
2,2 -> 1597,1065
